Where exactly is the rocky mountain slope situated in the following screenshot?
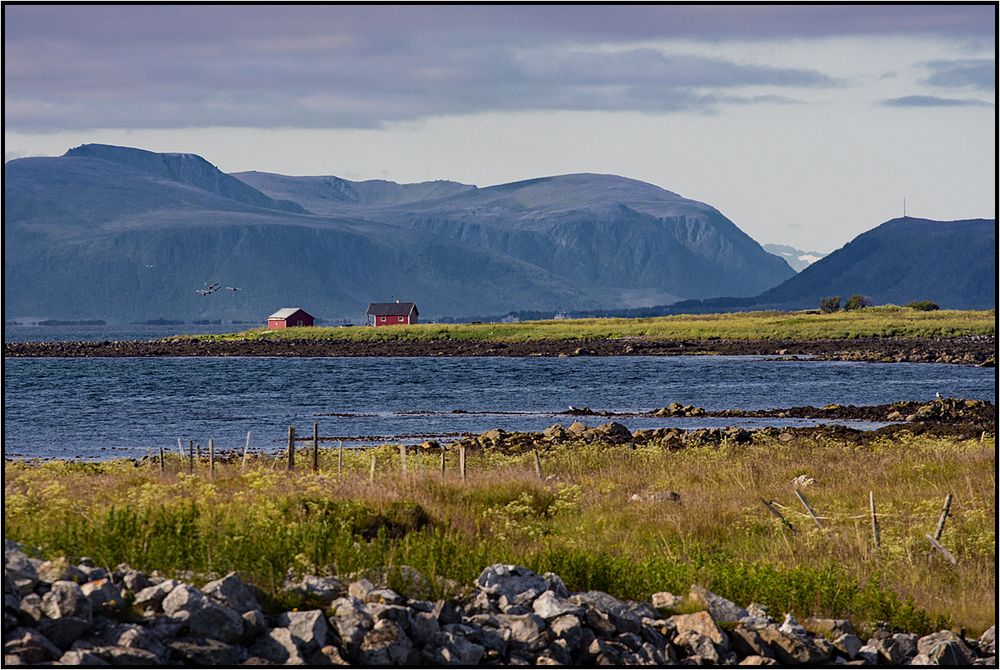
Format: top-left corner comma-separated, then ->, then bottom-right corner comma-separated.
4,145 -> 793,321
755,217 -> 995,310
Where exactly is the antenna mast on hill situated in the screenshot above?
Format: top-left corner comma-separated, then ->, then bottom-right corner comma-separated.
903,197 -> 907,218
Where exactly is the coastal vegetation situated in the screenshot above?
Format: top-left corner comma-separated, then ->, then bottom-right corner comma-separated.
183,307 -> 994,344
5,431 -> 993,635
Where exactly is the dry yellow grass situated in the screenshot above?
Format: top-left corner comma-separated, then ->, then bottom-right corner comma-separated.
4,432 -> 995,633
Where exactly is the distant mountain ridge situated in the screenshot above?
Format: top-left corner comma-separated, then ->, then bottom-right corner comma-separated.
763,243 -> 826,272
4,144 -> 795,321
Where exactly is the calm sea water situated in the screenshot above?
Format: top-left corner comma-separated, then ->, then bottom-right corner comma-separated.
2,356 -> 993,460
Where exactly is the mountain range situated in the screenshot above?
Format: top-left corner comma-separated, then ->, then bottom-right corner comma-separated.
4,144 -> 795,321
4,145 -> 993,322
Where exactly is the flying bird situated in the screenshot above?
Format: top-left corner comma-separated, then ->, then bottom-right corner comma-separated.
194,282 -> 221,296
224,286 -> 241,292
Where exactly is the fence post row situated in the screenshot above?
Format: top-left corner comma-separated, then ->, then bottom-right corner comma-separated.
208,438 -> 215,479
287,426 -> 295,471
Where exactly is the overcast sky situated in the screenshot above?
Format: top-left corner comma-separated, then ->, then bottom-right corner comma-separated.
4,5 -> 995,252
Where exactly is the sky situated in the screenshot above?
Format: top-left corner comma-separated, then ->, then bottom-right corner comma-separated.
4,5 -> 996,252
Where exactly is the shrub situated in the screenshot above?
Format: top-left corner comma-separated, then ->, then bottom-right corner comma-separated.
820,296 -> 841,313
907,300 -> 940,311
844,295 -> 873,311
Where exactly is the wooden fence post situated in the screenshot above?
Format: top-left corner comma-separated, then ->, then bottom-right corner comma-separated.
459,445 -> 467,482
794,488 -> 824,529
208,438 -> 215,480
158,446 -> 165,474
286,426 -> 295,471
533,449 -> 543,481
177,438 -> 185,459
312,422 -> 320,473
400,445 -> 408,474
197,442 -> 202,460
147,447 -> 153,467
241,431 -> 251,472
761,498 -> 796,534
933,493 -> 953,541
338,441 -> 344,478
440,448 -> 446,480
369,452 -> 376,482
188,440 -> 194,474
869,491 -> 881,549
925,533 -> 957,564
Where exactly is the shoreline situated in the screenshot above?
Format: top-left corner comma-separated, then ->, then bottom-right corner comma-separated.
4,334 -> 996,365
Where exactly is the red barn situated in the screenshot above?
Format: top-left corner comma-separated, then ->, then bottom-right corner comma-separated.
366,301 -> 419,326
267,307 -> 315,329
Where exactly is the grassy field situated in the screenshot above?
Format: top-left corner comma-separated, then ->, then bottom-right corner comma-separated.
184,307 -> 995,343
5,432 -> 994,635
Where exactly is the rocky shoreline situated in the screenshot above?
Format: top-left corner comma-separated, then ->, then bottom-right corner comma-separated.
4,335 -> 996,365
5,543 -> 994,666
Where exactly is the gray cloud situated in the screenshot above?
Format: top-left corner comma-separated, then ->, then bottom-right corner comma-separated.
923,59 -> 996,90
882,95 -> 993,108
3,5 -> 989,132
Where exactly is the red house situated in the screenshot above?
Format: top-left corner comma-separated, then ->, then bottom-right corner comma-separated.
366,301 -> 419,326
267,307 -> 315,329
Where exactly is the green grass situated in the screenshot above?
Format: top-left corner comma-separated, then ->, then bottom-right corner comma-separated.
178,307 -> 995,344
5,433 -> 994,635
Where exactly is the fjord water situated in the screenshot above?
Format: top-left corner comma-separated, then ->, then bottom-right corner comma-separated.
3,356 -> 993,460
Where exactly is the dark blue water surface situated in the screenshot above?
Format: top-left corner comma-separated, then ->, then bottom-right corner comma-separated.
3,356 -> 994,460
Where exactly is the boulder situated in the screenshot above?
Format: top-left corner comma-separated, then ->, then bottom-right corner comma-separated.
408,610 -> 441,647
250,627 -> 306,665
132,580 -> 179,612
980,626 -> 996,655
86,645 -> 161,666
916,630 -> 976,666
202,572 -> 261,614
37,617 -> 92,650
688,585 -> 749,622
284,574 -> 346,605
729,623 -> 775,659
277,609 -> 330,653
570,590 -> 655,635
167,638 -> 246,666
161,583 -> 243,643
18,593 -> 44,624
329,597 -> 373,659
58,648 -> 110,665
532,590 -> 584,620
80,579 -> 123,614
757,622 -> 828,664
4,627 -> 62,664
120,569 -> 152,594
241,609 -> 269,641
347,578 -> 376,601
359,618 -> 416,665
99,623 -> 167,661
668,611 -> 729,652
832,633 -> 863,660
37,558 -> 87,585
423,629 -> 485,665
476,565 -> 548,607
566,421 -> 588,435
651,591 -> 683,610
41,580 -> 92,622
496,613 -> 549,654
549,614 -> 584,650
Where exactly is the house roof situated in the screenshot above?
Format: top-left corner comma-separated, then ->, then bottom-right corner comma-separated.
366,302 -> 418,316
268,307 -> 311,320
